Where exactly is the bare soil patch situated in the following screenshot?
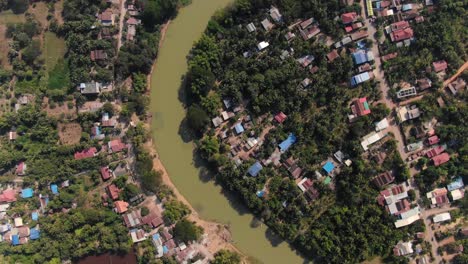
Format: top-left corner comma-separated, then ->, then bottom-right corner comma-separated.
54,0 -> 64,25
58,122 -> 82,145
42,97 -> 77,119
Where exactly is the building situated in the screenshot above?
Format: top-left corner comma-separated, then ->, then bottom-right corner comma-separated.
390,28 -> 414,42
390,21 -> 410,31
341,12 -> 358,24
0,189 -> 17,203
397,86 -> 417,99
100,166 -> 112,181
299,26 -> 320,40
98,9 -> 114,26
274,112 -> 287,123
433,60 -> 448,72
297,55 -> 315,67
16,162 -> 26,176
114,200 -> 129,214
372,171 -> 394,188
349,97 -> 371,120
261,19 -> 274,31
322,161 -> 335,175
351,71 -> 373,86
447,78 -> 466,95
234,123 -> 244,134
361,131 -> 386,151
248,162 -> 263,177
382,52 -> 398,62
130,229 -> 147,243
279,133 -> 296,153
375,118 -> 389,132
74,147 -> 98,160
246,23 -> 256,33
123,211 -> 142,228
326,50 -> 340,62
79,82 -> 102,95
269,6 -> 282,22
417,78 -> 432,90
351,30 -> 369,41
257,41 -> 270,51
300,18 -> 314,29
426,145 -> 446,158
427,135 -> 440,145
397,105 -> 421,122
21,188 -> 33,199
433,212 -> 451,223
90,50 -> 107,61
106,184 -> 121,200
395,207 -> 421,228
426,188 -> 449,206
447,177 -> 464,191
9,131 -> 17,141
432,153 -> 450,166
108,139 -> 128,153
352,50 -> 374,65
394,241 -> 414,256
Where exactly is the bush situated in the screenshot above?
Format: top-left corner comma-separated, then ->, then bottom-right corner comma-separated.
173,219 -> 203,243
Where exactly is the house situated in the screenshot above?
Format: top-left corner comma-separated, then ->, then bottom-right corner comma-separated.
350,30 -> 369,41
261,19 -> 274,31
14,217 -> 23,227
358,63 -> 372,73
390,28 -> 414,42
257,41 -> 269,51
74,147 -> 97,160
396,86 -> 417,99
372,171 -> 394,188
451,189 -> 464,201
21,188 -> 33,199
9,131 -> 17,141
447,78 -> 466,95
415,16 -> 425,23
393,241 -> 414,256
352,50 -> 374,65
127,17 -> 138,25
433,60 -> 448,72
234,123 -> 244,134
361,131 -> 386,151
322,161 -> 335,175
0,189 -> 17,203
246,23 -> 256,33
341,12 -> 358,24
29,228 -> 40,240
417,78 -> 432,90
269,6 -> 282,22
100,166 -> 112,181
248,162 -> 263,177
397,105 -> 420,122
300,18 -> 314,29
130,229 -> 147,243
98,9 -> 114,26
426,145 -> 445,158
349,97 -> 371,120
101,112 -> 117,127
212,117 -> 223,128
333,151 -> 345,164
106,184 -> 121,200
433,212 -> 451,223
108,139 -> 128,153
447,177 -> 464,191
297,55 -> 315,67
402,3 -> 413,11
299,26 -> 320,40
16,162 -> 26,176
377,184 -> 408,206
79,82 -> 102,95
426,188 -> 449,206
301,78 -> 312,88
114,200 -> 129,214
127,24 -> 136,41
351,71 -> 373,86
427,135 -> 439,145
310,66 -> 319,74
123,210 -> 142,228
432,153 -> 450,166
279,133 -> 296,153
50,184 -> 58,195
382,52 -> 398,62
284,32 -> 296,41
141,213 -> 163,228
90,50 -> 107,61
326,50 -> 340,62
390,21 -> 409,32
31,212 -> 38,221
375,118 -> 389,132
274,112 -> 287,124
91,125 -> 104,140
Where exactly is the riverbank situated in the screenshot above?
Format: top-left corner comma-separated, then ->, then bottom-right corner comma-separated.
144,18 -> 247,262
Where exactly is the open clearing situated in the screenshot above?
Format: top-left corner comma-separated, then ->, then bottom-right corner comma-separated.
44,32 -> 66,71
42,97 -> 76,119
58,122 -> 82,145
0,11 -> 25,69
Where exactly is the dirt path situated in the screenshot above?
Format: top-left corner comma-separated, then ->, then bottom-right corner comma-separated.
443,61 -> 468,87
116,0 -> 127,51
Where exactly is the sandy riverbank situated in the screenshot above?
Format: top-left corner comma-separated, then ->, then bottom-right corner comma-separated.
143,20 -> 248,262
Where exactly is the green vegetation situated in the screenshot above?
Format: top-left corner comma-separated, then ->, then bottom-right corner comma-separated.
212,250 -> 241,264
163,200 -> 190,225
173,219 -> 203,243
44,32 -> 66,71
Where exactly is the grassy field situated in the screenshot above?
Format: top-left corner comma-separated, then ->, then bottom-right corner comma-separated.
0,11 -> 25,68
0,10 -> 25,24
44,31 -> 66,71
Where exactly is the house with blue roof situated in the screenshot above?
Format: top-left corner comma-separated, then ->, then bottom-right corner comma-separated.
21,188 -> 33,199
447,177 -> 464,191
323,161 -> 335,175
30,228 -> 40,240
50,184 -> 58,195
31,212 -> 38,221
234,123 -> 244,134
248,162 -> 263,177
279,133 -> 297,153
352,50 -> 374,65
12,234 -> 20,245
351,71 -> 373,86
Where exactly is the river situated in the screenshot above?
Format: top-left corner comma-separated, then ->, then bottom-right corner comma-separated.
149,0 -> 304,263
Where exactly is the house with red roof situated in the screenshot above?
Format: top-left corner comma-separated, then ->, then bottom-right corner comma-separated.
274,112 -> 287,124
426,145 -> 445,158
74,147 -> 97,160
432,153 -> 450,166
141,213 -> 164,228
350,97 -> 371,119
433,60 -> 448,72
16,162 -> 26,176
90,50 -> 107,61
427,135 -> 440,145
390,21 -> 409,31
327,50 -> 340,62
341,12 -> 358,24
390,28 -> 414,42
114,200 -> 129,214
106,184 -> 121,200
108,139 -> 128,153
382,52 -> 398,62
372,171 -> 395,188
427,188 -> 449,206
127,17 -> 138,25
100,166 -> 112,181
0,189 -> 17,203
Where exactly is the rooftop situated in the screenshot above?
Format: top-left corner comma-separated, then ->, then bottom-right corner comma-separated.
248,162 -> 263,177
